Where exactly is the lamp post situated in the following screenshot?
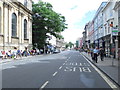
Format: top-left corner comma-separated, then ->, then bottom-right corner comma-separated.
110,23 -> 113,58
115,37 -> 118,59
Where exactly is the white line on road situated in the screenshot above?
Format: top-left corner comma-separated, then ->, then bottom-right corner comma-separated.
59,66 -> 63,69
40,81 -> 49,89
53,71 -> 58,77
63,63 -> 65,65
69,57 -> 71,59
81,54 -> 117,89
65,61 -> 67,63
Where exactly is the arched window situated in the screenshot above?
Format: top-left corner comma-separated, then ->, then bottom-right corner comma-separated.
12,13 -> 17,37
24,19 -> 27,39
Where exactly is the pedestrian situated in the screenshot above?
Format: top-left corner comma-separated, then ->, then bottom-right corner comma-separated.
23,47 -> 28,57
99,47 -> 105,61
12,47 -> 17,59
1,50 -> 7,59
17,49 -> 22,59
90,47 -> 94,60
6,50 -> 12,59
93,47 -> 99,63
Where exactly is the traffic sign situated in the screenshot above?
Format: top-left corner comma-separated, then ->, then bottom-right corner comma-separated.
112,27 -> 118,36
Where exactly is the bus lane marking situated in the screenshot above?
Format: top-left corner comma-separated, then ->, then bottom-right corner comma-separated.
82,54 -> 117,89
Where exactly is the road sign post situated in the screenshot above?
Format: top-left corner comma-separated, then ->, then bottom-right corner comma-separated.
112,27 -> 118,60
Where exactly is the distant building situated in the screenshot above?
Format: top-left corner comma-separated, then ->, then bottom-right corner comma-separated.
56,37 -> 65,51
82,31 -> 87,49
0,0 -> 32,51
77,37 -> 83,49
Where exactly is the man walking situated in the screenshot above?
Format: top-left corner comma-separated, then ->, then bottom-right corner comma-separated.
99,47 -> 105,61
93,47 -> 99,63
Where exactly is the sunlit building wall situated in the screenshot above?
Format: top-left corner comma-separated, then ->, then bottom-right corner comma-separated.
0,0 -> 32,51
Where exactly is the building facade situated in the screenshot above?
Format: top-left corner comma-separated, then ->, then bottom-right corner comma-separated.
102,1 -> 116,57
113,0 -> 120,59
0,0 -> 32,51
82,0 -> 119,59
93,2 -> 107,48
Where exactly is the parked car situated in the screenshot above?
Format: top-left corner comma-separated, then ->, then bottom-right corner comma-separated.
53,49 -> 60,54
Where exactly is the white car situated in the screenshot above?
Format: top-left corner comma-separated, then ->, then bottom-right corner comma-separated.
53,49 -> 60,54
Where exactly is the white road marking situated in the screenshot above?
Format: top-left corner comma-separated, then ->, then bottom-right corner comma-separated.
73,67 -> 76,72
79,67 -> 82,72
63,63 -> 65,65
69,57 -> 71,59
65,61 -> 67,63
53,71 -> 58,77
75,63 -> 78,66
59,66 -> 63,69
40,81 -> 49,89
81,54 -> 117,89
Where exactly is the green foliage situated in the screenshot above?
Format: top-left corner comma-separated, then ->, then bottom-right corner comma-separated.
65,42 -> 74,49
32,1 -> 67,49
69,42 -> 74,48
65,44 -> 69,49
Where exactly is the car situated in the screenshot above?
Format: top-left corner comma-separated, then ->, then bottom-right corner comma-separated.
53,49 -> 60,54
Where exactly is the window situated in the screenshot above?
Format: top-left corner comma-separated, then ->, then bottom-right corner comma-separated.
24,0 -> 27,7
12,13 -> 17,37
24,19 -> 27,39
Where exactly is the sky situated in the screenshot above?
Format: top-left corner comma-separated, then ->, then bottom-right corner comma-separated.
34,0 -> 107,43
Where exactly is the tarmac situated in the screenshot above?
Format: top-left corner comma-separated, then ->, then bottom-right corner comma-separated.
0,52 -> 120,87
81,52 -> 120,87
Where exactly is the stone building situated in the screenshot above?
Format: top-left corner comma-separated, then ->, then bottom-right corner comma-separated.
0,0 -> 32,51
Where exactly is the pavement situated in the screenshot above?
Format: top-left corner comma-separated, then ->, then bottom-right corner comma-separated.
0,55 -> 43,64
81,52 -> 120,86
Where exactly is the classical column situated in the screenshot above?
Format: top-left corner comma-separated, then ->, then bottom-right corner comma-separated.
8,5 -> 12,43
28,17 -> 32,45
3,2 -> 8,50
21,13 -> 24,44
18,11 -> 22,44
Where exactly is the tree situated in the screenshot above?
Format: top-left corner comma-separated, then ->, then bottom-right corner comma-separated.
65,43 -> 69,49
65,42 -> 74,49
32,1 -> 67,49
68,42 -> 74,49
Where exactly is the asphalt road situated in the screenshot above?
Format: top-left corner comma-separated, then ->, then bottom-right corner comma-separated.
2,50 -> 118,89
